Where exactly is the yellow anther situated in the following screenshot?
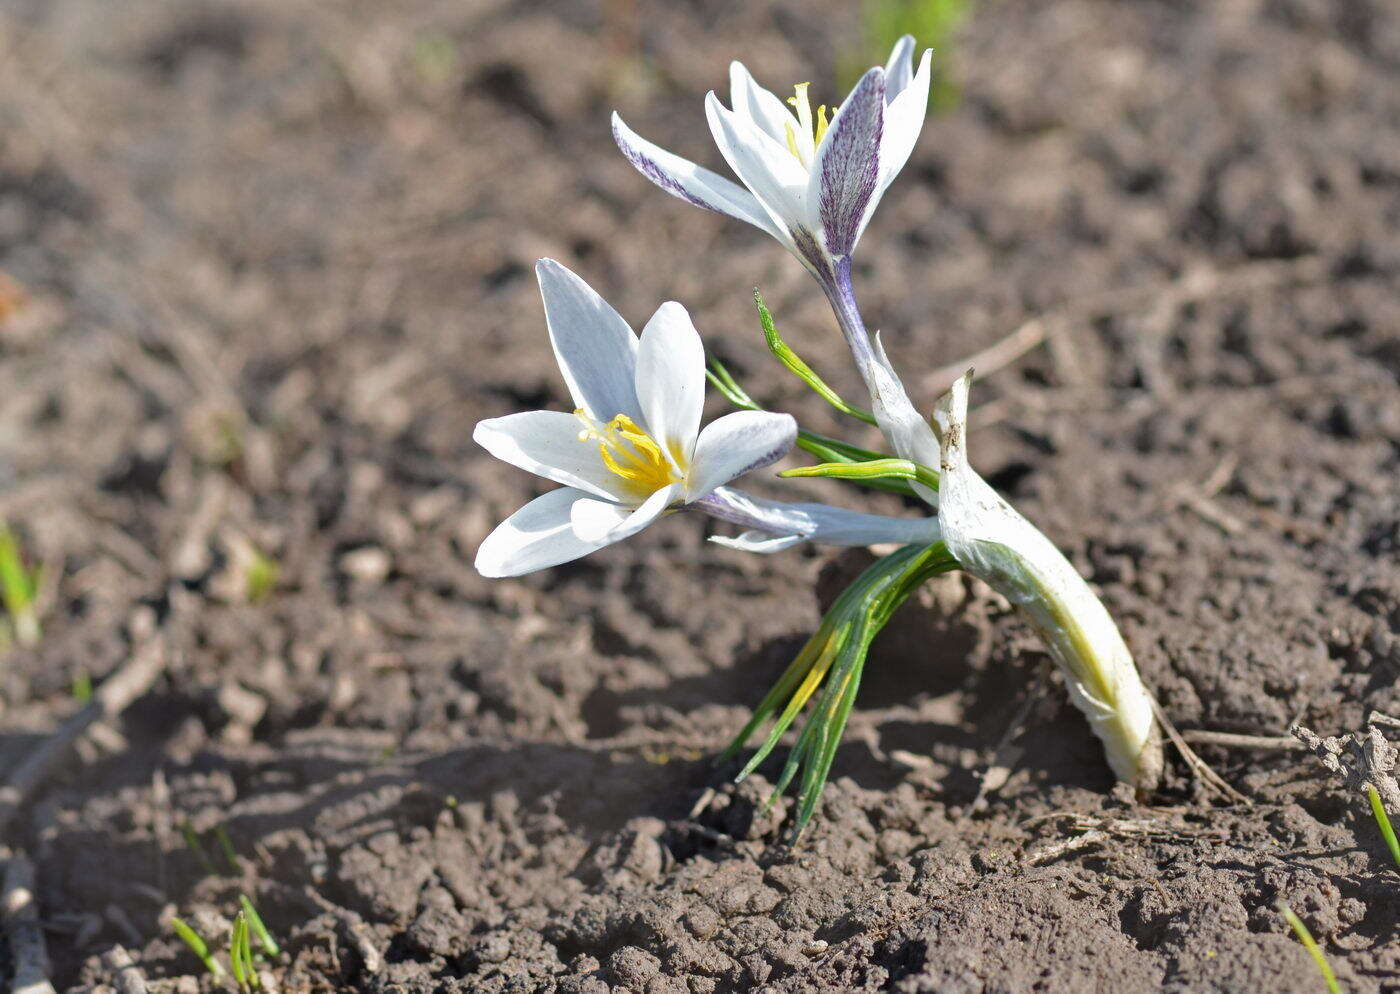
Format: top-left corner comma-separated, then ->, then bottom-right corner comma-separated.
575,410 -> 683,498
783,83 -> 829,165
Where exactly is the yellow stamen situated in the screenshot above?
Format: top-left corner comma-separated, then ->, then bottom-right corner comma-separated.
783,83 -> 830,166
575,410 -> 683,499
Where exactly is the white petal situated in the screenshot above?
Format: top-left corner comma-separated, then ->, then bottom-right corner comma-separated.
635,302 -> 704,468
475,488 -> 611,578
570,483 -> 679,544
686,410 -> 796,499
704,92 -> 809,244
473,411 -> 627,503
611,112 -> 783,240
709,530 -> 807,554
884,35 -> 916,99
535,259 -> 641,423
809,68 -> 886,258
878,50 -> 932,194
728,62 -> 798,145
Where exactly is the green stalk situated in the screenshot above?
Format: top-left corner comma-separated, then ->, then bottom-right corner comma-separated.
240,895 -> 281,957
1365,784 -> 1400,869
1278,902 -> 1341,994
0,523 -> 40,647
170,917 -> 224,977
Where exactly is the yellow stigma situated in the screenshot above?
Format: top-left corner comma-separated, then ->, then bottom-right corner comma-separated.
783,83 -> 830,166
576,411 -> 683,499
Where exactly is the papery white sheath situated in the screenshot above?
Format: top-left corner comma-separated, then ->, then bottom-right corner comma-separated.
474,260 -> 797,577
612,36 -> 932,282
933,373 -> 1164,790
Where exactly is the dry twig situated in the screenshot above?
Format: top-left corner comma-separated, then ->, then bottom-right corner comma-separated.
1149,695 -> 1250,803
1180,729 -> 1305,751
0,631 -> 168,837
3,854 -> 58,994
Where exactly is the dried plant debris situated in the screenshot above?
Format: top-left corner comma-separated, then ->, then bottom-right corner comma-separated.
1290,716 -> 1400,814
1292,714 -> 1400,867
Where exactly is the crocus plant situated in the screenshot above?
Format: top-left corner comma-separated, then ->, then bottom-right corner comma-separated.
477,38 -> 1165,837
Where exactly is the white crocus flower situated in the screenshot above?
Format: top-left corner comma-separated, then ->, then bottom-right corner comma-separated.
612,36 -> 932,282
474,260 -> 797,578
933,373 -> 1164,791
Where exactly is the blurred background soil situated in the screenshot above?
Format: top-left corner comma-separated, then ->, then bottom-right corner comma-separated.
0,0 -> 1398,991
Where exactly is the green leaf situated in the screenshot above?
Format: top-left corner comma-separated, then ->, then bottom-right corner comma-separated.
1278,902 -> 1341,994
1367,784 -> 1400,869
754,289 -> 876,426
725,542 -> 962,840
240,895 -> 281,957
782,457 -> 939,493
170,917 -> 224,977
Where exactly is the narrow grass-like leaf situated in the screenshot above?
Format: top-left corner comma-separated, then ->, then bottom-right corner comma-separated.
1278,902 -> 1341,994
180,821 -> 218,876
736,626 -> 848,782
782,457 -> 939,492
721,626 -> 833,762
240,895 -> 281,957
754,289 -> 876,425
0,523 -> 40,647
705,361 -> 759,412
170,917 -> 224,977
731,543 -> 961,839
1366,784 -> 1400,869
230,911 -> 261,989
793,648 -> 867,838
214,824 -> 240,874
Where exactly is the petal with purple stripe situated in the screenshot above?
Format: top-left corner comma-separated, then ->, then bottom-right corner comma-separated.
809,68 -> 885,258
611,112 -> 780,239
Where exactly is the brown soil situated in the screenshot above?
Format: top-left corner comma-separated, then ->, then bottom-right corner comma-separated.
2,0 -> 1398,991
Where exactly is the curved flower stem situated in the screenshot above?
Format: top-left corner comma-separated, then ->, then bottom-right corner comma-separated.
822,258 -> 880,388
822,263 -> 942,505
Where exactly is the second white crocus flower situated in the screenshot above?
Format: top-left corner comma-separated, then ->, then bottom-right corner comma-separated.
612,36 -> 932,281
474,260 -> 797,577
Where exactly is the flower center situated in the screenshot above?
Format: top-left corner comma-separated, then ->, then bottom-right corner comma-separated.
576,411 -> 683,499
783,83 -> 830,168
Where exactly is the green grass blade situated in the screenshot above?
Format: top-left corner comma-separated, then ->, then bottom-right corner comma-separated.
0,523 -> 40,646
1278,902 -> 1341,994
782,457 -> 939,492
1366,784 -> 1400,869
720,626 -> 833,761
230,912 -> 250,988
754,289 -> 876,426
240,895 -> 281,957
791,647 -> 867,840
705,361 -> 759,411
214,824 -> 240,874
180,821 -> 218,876
170,917 -> 224,977
736,626 -> 849,782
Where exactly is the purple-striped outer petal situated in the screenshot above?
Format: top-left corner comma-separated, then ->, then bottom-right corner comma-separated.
809,68 -> 885,259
